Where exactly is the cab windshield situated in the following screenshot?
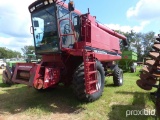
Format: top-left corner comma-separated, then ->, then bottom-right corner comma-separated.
31,5 -> 59,54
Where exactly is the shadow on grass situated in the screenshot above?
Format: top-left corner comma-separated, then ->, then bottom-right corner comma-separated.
108,91 -> 156,120
0,85 -> 85,115
105,84 -> 115,87
0,83 -> 12,88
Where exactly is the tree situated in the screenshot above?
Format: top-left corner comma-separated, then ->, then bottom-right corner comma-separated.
0,47 -> 21,59
21,45 -> 35,56
116,30 -> 136,51
132,32 -> 145,61
142,31 -> 156,57
117,30 -> 156,62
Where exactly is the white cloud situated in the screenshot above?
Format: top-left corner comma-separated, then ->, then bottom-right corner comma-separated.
0,0 -> 35,53
127,0 -> 160,21
105,21 -> 150,33
0,36 -> 33,52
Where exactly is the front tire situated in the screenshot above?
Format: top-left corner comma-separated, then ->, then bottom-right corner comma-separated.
72,61 -> 105,102
130,66 -> 136,73
113,66 -> 123,86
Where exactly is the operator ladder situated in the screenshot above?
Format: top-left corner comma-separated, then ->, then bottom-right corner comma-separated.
83,50 -> 98,94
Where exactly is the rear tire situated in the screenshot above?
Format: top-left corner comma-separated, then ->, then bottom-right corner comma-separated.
72,61 -> 105,102
2,70 -> 13,85
2,66 -> 13,85
130,66 -> 136,73
113,66 -> 123,86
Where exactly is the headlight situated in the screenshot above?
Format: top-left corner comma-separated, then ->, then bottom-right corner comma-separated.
30,7 -> 35,12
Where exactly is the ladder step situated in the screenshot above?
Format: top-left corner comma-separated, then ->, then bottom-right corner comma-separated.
88,90 -> 98,94
85,62 -> 96,67
88,80 -> 98,84
88,71 -> 97,75
83,50 -> 97,94
86,62 -> 95,64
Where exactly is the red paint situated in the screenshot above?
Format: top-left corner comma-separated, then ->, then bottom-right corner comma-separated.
97,23 -> 126,40
12,63 -> 37,86
43,67 -> 60,89
13,0 -> 127,95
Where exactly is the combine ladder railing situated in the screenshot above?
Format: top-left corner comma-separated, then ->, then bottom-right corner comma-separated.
83,49 -> 99,94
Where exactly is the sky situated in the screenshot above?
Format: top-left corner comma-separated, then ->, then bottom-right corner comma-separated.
0,0 -> 160,53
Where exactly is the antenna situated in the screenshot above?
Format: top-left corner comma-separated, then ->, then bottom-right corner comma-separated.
88,8 -> 90,14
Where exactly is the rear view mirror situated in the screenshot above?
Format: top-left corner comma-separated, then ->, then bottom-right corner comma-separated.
68,1 -> 74,11
34,21 -> 39,27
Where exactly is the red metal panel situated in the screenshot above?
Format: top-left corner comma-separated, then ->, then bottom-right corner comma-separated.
91,23 -> 120,52
42,54 -> 62,62
43,67 -> 60,89
12,63 -> 37,86
97,23 -> 126,40
80,14 -> 122,57
95,53 -> 121,62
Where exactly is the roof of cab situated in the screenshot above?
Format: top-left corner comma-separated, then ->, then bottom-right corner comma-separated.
28,0 -> 81,15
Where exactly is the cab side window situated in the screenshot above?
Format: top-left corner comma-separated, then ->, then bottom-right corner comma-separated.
72,13 -> 80,41
59,7 -> 75,48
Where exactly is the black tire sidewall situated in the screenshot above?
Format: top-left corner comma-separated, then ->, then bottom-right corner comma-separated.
130,66 -> 136,73
113,67 -> 123,86
72,61 -> 105,102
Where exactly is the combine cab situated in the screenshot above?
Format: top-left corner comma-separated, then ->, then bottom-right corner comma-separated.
3,0 -> 128,102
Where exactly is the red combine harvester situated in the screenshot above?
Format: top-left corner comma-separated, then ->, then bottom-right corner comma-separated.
3,0 -> 127,102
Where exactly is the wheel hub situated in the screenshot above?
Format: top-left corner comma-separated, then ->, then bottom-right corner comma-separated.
96,71 -> 101,90
119,73 -> 123,84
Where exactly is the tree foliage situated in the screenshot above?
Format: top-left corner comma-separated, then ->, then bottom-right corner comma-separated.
0,47 -> 21,59
117,30 -> 156,62
21,45 -> 35,56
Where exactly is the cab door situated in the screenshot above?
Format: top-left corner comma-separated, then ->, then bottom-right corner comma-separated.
72,13 -> 80,42
59,7 -> 76,48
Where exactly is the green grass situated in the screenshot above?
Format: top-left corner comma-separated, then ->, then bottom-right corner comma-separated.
0,67 -> 158,120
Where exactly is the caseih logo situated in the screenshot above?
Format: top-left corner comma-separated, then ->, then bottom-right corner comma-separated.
19,66 -> 33,68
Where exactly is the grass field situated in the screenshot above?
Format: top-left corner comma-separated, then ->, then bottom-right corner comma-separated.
0,67 -> 158,120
